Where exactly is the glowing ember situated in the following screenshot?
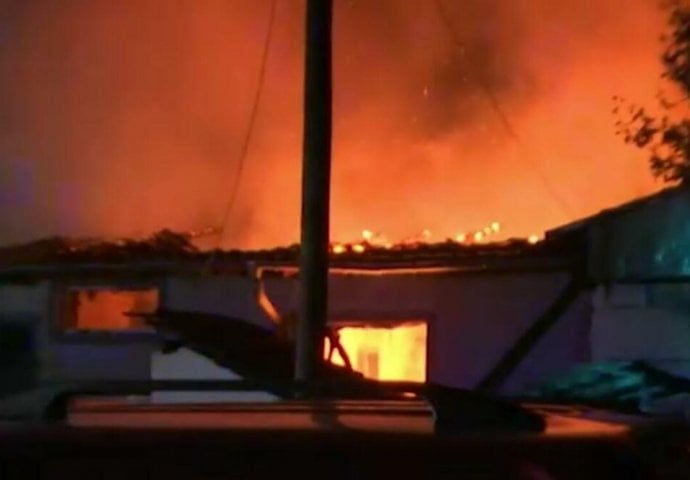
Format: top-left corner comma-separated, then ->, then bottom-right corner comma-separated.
352,243 -> 366,253
68,289 -> 157,331
327,220 -> 536,252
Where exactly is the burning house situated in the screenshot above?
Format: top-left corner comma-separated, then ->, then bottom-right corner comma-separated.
0,185 -> 688,399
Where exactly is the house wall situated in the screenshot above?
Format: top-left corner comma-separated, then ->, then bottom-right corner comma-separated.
0,280 -> 164,384
150,347 -> 278,403
0,282 -> 51,316
47,279 -> 164,382
0,282 -> 52,387
588,187 -> 690,281
51,336 -> 160,381
592,284 -> 690,379
262,270 -> 592,394
0,270 -> 592,395
147,276 -> 280,389
582,187 -> 690,379
163,276 -> 276,330
0,277 -> 262,387
153,270 -> 591,395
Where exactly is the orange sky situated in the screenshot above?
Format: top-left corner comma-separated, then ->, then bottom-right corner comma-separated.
0,0 -> 670,248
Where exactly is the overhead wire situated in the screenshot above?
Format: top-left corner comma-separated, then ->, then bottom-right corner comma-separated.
204,0 -> 278,271
433,0 -> 575,220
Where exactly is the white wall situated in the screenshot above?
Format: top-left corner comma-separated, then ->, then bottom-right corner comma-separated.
163,276 -> 276,329
158,277 -> 284,400
263,271 -> 591,393
592,284 -> 690,378
0,282 -> 51,316
0,272 -> 592,394
51,339 -> 158,381
150,347 -> 278,403
0,281 -> 53,382
0,281 -> 161,383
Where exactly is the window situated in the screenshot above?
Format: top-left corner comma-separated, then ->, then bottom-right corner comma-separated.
59,288 -> 158,332
324,320 -> 427,382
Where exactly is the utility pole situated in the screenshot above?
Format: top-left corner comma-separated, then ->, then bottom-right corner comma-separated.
295,0 -> 333,386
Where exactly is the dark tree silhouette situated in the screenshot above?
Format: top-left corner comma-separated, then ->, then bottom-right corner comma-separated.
615,0 -> 690,183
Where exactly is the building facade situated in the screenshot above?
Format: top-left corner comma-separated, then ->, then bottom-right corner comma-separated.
0,235 -> 589,396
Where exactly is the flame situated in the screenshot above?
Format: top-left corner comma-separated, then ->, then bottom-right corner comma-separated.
71,289 -> 157,330
0,2 -> 665,249
324,322 -> 427,382
328,220 -> 549,252
352,243 -> 366,253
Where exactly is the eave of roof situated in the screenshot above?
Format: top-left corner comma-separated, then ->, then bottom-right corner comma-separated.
546,184 -> 690,237
0,235 -> 580,283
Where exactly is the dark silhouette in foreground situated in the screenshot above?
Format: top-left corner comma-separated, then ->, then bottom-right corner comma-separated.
128,308 -> 545,433
136,308 -> 381,398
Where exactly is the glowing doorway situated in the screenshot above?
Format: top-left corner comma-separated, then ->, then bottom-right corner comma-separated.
324,321 -> 427,382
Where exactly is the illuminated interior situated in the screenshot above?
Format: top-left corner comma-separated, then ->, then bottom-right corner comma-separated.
324,321 -> 427,382
64,289 -> 158,331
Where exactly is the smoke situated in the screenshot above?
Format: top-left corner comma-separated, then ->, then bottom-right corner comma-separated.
0,0 -> 667,248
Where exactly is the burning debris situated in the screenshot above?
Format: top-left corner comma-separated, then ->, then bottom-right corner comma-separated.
0,224 -> 564,274
0,229 -> 199,267
327,222 -> 544,258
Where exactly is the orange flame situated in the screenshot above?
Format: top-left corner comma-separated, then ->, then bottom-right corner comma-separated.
324,322 -> 427,382
327,221 -> 545,252
352,243 -> 366,253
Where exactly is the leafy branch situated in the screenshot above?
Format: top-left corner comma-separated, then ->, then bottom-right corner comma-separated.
615,0 -> 690,183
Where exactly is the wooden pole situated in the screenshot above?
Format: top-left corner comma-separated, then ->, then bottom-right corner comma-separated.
295,0 -> 333,385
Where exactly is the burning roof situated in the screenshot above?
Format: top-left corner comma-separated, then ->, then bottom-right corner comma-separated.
0,230 -> 200,268
0,226 -> 583,282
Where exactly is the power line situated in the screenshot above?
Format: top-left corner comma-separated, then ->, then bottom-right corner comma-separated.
214,0 -> 278,249
433,0 -> 575,220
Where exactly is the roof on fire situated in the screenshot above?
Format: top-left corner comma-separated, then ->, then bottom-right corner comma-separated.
0,228 -> 582,282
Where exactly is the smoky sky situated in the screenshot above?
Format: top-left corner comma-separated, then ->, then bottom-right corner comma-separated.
0,0 -> 668,248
